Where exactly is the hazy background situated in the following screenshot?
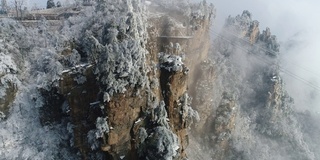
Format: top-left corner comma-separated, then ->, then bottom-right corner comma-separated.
209,0 -> 320,113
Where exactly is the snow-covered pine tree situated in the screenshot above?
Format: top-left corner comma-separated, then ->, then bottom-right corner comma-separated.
47,0 -> 55,9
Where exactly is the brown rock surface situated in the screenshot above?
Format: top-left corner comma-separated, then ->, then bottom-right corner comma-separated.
59,66 -> 101,159
0,81 -> 17,119
54,1 -> 214,159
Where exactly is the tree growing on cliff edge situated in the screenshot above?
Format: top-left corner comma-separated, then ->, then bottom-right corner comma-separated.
0,0 -> 8,14
56,1 -> 61,7
47,0 -> 55,9
13,0 -> 25,18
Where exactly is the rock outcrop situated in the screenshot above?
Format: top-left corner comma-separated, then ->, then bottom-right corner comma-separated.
0,22 -> 21,120
225,10 -> 280,56
0,80 -> 17,119
40,1 -> 215,159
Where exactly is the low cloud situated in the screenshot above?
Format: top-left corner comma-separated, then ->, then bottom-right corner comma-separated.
209,0 -> 320,112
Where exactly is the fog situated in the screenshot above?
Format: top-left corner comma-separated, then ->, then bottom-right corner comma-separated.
185,1 -> 320,159
209,0 -> 320,113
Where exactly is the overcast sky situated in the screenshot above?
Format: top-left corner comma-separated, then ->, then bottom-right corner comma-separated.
209,0 -> 320,112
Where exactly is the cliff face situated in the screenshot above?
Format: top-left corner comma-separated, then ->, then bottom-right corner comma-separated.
0,1 -> 214,159
0,80 -> 17,119
0,20 -> 21,120
46,1 -> 214,159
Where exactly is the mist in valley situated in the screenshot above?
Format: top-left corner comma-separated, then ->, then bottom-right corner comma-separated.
210,0 -> 320,113
188,0 -> 320,159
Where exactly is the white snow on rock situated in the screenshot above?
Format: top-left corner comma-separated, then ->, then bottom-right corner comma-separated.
159,53 -> 184,72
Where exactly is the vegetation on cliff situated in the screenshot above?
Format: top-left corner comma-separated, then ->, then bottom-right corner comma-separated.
0,1 -> 319,160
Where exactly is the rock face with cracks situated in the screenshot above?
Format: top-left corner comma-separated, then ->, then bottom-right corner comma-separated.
50,0 -> 213,159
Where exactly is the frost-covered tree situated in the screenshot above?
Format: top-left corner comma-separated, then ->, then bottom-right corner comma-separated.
56,1 -> 61,7
0,0 -> 8,14
137,101 -> 180,160
140,126 -> 179,160
37,16 -> 49,47
13,0 -> 25,18
47,0 -> 55,9
153,101 -> 170,128
61,0 -> 149,101
0,15 -> 78,159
